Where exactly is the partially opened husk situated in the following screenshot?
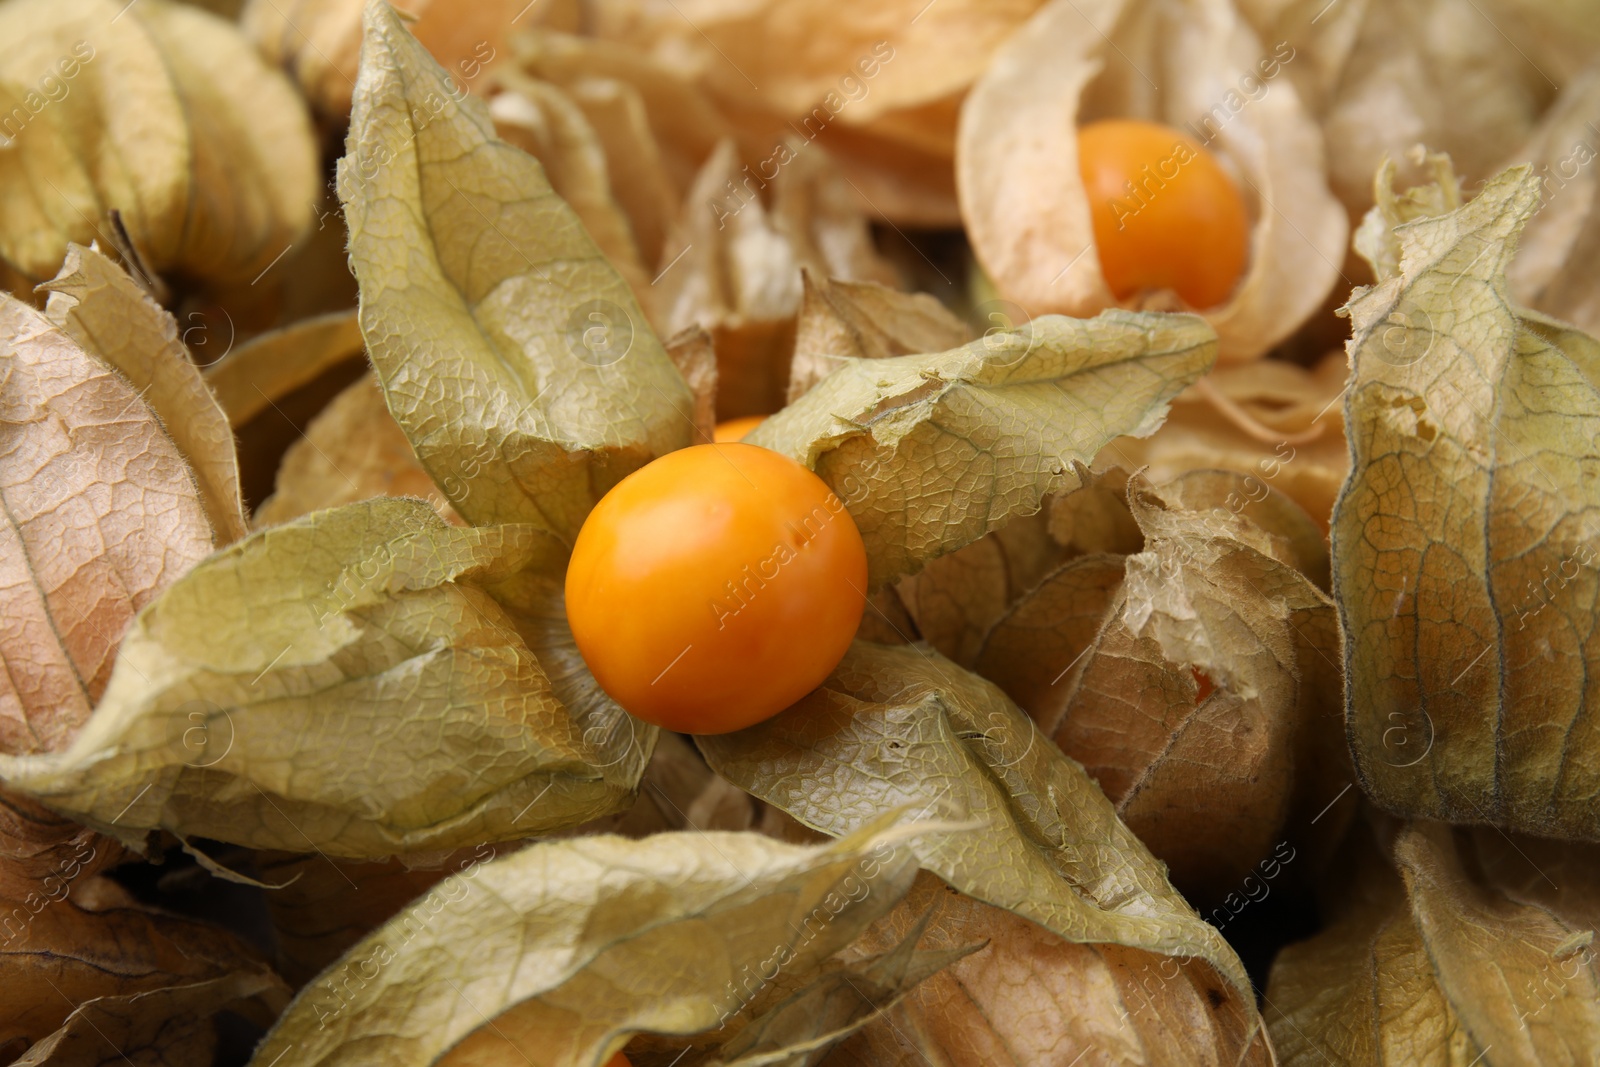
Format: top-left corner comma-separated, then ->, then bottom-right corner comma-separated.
958,0 -> 1348,363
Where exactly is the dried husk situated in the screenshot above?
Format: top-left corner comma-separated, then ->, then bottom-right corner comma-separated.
958,0 -> 1348,363
0,0 -> 317,287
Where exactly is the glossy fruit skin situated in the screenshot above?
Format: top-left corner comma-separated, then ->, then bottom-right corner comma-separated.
713,415 -> 766,442
565,443 -> 868,735
1077,118 -> 1251,309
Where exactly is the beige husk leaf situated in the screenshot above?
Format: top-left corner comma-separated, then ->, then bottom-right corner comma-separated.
2,875 -> 289,1066
488,72 -> 656,312
41,245 -> 248,544
242,0 -> 527,118
0,0 -> 317,287
664,327 -> 720,444
1334,164 -> 1600,838
1502,61 -> 1600,337
589,0 -> 1045,124
0,293 -> 212,756
654,137 -> 900,420
504,26 -> 733,205
958,0 -> 1348,363
787,271 -> 972,404
0,271 -> 274,1063
1100,351 -> 1351,531
249,822 -> 928,1066
1267,820 -> 1600,1066
893,509 -> 1069,668
201,309 -> 366,426
586,0 -> 1051,224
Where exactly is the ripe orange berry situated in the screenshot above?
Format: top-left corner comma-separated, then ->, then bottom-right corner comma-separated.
713,415 -> 766,443
565,444 -> 868,734
1077,118 -> 1251,309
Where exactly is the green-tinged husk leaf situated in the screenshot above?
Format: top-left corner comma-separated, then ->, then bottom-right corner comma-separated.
698,641 -> 1254,1008
0,498 -> 650,858
250,821 -> 926,1066
746,311 -> 1216,587
1335,164 -> 1600,838
337,0 -> 694,542
41,244 -> 248,544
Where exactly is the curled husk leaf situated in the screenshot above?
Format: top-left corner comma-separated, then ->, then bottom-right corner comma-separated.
503,26 -> 733,211
698,641 -> 1256,1009
973,471 -> 1350,898
41,244 -> 248,544
664,327 -> 720,444
337,0 -> 695,541
892,508 -> 1069,667
787,270 -> 972,404
1267,819 -> 1600,1066
824,872 -> 1273,1067
488,71 -> 656,312
1335,164 -> 1600,838
0,0 -> 317,287
250,821 -> 926,1066
0,499 -> 651,859
0,287 -> 255,1060
0,292 -> 211,756
958,0 -> 1348,362
747,310 -> 1216,587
